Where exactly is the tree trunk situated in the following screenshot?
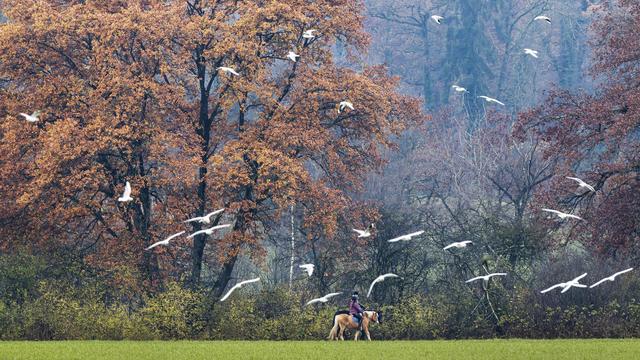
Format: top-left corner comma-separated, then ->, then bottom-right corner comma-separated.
190,50 -> 211,287
288,204 -> 295,289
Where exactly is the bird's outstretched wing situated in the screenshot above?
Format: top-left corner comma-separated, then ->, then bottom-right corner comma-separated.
187,229 -> 208,238
613,268 -> 634,278
210,224 -> 232,231
219,284 -> 242,302
184,216 -> 204,223
367,278 -> 381,298
540,283 -> 565,293
542,208 -> 562,215
560,283 -> 586,293
305,298 -> 322,306
573,273 -> 588,282
465,276 -> 483,283
146,231 -> 185,250
238,277 -> 261,287
353,229 -> 366,236
443,243 -> 455,250
205,208 -> 225,218
589,277 -> 609,288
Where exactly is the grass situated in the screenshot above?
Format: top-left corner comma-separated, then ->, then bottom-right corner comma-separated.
0,339 -> 639,359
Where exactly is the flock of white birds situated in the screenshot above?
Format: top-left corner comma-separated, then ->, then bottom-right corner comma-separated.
18,13 -> 633,309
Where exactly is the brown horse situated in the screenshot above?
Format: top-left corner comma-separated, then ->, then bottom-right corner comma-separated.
328,310 -> 382,341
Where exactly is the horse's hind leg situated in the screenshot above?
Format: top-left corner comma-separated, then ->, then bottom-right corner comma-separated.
339,325 -> 345,340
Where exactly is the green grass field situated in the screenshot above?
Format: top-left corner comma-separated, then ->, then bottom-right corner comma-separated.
1,339 -> 639,360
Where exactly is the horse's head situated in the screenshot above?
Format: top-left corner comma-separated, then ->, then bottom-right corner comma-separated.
367,310 -> 382,324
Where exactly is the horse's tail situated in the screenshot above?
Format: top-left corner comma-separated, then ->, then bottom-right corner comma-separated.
328,315 -> 339,340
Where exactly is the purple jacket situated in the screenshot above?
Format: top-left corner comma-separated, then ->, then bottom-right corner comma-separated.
349,299 -> 364,315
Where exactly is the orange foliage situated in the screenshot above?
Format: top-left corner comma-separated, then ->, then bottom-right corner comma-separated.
0,0 -> 424,291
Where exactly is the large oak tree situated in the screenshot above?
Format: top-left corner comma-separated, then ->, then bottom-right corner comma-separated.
0,0 -> 423,295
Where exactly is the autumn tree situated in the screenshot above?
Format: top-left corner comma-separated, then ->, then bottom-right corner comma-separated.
0,0 -> 423,296
515,0 -> 640,257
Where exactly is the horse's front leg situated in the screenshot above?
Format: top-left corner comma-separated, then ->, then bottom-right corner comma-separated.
365,328 -> 371,341
339,325 -> 345,341
354,328 -> 359,341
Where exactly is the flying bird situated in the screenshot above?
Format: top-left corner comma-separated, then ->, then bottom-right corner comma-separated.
305,292 -> 342,306
542,208 -> 583,221
145,231 -> 186,251
118,181 -> 133,202
387,230 -> 425,243
452,85 -> 468,93
534,15 -> 551,24
287,51 -> 300,62
367,273 -> 401,298
216,66 -> 240,76
219,277 -> 261,302
443,241 -> 473,250
353,224 -> 375,238
338,101 -> 354,113
466,273 -> 507,283
589,268 -> 633,288
299,264 -> 315,277
431,15 -> 444,24
541,273 -> 588,294
184,208 -> 225,224
524,48 -> 539,58
478,96 -> 506,106
187,224 -> 232,238
19,110 -> 41,123
303,29 -> 317,39
566,177 -> 596,192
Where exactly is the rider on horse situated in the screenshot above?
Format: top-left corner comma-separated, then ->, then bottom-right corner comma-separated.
348,291 -> 364,330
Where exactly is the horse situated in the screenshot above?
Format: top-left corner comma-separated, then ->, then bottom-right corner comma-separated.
328,310 -> 382,341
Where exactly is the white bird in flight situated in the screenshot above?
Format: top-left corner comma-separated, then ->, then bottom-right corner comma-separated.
219,277 -> 261,302
303,29 -> 317,39
466,273 -> 507,283
541,273 -> 588,294
299,264 -> 315,277
367,273 -> 401,298
353,224 -> 375,238
534,15 -> 551,24
145,231 -> 186,250
338,101 -> 354,113
524,48 -> 539,58
19,110 -> 41,122
216,66 -> 240,76
542,208 -> 583,221
184,208 -> 225,224
452,85 -> 468,93
118,181 -> 133,202
566,177 -> 596,192
305,292 -> 342,306
187,224 -> 232,238
478,96 -> 505,106
590,268 -> 633,288
387,230 -> 425,243
287,51 -> 300,62
431,15 -> 443,24
443,241 -> 473,250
